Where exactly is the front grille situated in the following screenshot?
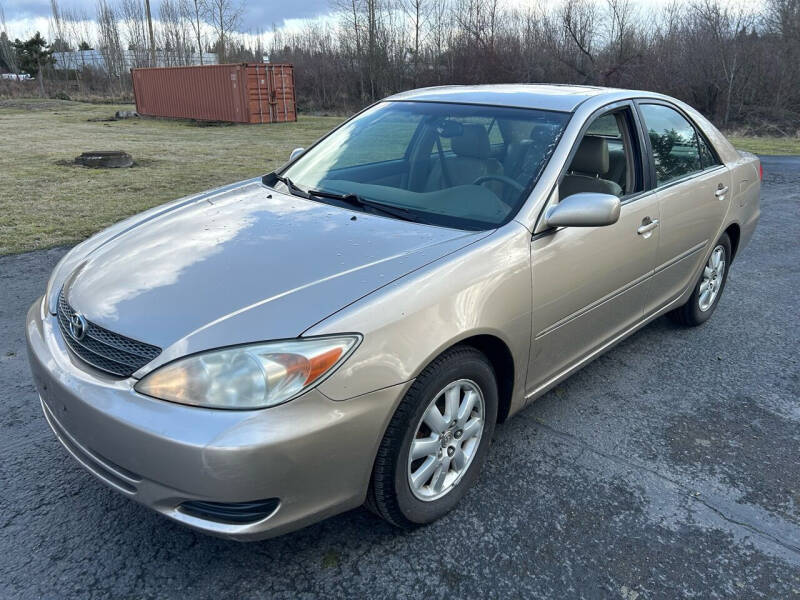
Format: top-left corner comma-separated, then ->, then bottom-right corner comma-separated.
57,290 -> 161,377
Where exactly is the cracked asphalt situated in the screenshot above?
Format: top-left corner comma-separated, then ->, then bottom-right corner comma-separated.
1,156 -> 798,599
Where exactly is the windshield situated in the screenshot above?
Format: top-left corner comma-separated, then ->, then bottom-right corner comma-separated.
278,101 -> 569,230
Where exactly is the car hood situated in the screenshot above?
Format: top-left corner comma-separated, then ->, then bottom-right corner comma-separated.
61,180 -> 487,370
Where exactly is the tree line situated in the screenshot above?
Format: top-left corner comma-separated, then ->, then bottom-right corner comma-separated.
270,0 -> 799,132
1,0 -> 798,133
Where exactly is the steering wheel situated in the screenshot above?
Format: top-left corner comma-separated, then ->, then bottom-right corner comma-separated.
472,175 -> 525,194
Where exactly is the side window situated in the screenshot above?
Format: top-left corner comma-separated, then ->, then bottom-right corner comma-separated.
639,104 -> 703,186
559,109 -> 639,199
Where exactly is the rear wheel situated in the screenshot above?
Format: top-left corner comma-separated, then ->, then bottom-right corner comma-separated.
668,233 -> 731,327
368,345 -> 498,528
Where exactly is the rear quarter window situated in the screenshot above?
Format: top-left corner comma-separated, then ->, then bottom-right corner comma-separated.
697,134 -> 721,169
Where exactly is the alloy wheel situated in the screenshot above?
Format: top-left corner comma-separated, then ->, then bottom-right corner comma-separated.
407,379 -> 485,502
699,244 -> 726,312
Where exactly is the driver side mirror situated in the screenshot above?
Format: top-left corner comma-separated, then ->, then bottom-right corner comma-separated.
289,147 -> 305,162
545,193 -> 621,228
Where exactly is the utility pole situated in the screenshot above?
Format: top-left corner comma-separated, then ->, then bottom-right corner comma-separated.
145,0 -> 156,66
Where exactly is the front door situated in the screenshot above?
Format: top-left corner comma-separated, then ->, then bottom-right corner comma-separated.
528,196 -> 660,394
527,105 -> 660,395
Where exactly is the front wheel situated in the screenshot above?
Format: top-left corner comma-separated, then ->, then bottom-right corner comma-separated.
368,345 -> 498,529
668,233 -> 731,327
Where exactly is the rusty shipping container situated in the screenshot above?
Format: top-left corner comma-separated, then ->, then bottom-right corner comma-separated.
132,63 -> 297,123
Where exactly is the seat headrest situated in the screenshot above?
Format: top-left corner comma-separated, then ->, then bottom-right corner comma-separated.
570,136 -> 609,174
451,124 -> 491,159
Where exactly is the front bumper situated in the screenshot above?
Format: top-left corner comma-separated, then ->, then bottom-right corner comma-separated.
26,299 -> 408,540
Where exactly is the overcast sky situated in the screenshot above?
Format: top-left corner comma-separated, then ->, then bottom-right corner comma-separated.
1,0 -> 334,39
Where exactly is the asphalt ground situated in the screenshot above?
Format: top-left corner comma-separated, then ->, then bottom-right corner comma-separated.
0,156 -> 798,599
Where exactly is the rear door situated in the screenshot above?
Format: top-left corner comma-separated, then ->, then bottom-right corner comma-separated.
635,102 -> 731,313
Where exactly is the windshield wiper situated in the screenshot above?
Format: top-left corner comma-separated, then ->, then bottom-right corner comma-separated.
271,173 -> 310,199
306,188 -> 427,224
266,174 -> 430,225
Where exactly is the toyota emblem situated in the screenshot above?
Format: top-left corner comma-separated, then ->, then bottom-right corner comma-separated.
68,313 -> 88,341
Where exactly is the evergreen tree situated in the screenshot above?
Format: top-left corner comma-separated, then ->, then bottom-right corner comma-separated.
12,32 -> 55,96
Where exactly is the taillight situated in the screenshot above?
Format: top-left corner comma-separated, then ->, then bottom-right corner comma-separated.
759,162 -> 763,180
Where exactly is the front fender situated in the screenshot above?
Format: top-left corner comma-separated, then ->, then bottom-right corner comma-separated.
306,222 -> 533,412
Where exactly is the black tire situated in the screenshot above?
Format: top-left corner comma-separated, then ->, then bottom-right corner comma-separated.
668,233 -> 732,327
367,345 -> 498,529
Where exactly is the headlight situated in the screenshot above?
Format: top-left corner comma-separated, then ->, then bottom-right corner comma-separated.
134,336 -> 360,409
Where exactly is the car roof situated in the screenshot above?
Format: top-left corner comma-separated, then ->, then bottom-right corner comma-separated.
384,84 -> 647,113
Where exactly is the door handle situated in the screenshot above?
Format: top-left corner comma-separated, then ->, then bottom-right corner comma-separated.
637,219 -> 659,235
715,185 -> 729,198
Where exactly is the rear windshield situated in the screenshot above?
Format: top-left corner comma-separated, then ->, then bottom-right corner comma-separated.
278,101 -> 569,230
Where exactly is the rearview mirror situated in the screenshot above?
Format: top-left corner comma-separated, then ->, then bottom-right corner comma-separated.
545,193 -> 621,228
289,147 -> 305,162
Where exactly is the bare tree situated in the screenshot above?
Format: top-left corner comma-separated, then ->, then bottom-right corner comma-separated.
401,0 -> 429,85
66,6 -> 94,92
764,0 -> 800,112
50,0 -> 81,90
182,0 -> 206,64
160,0 -> 193,65
202,0 -> 243,63
119,0 -> 150,67
603,0 -> 640,83
365,0 -> 379,98
49,0 -> 68,51
96,0 -> 124,90
334,0 -> 365,99
428,0 -> 450,82
0,2 -> 20,78
556,0 -> 599,81
691,0 -> 756,125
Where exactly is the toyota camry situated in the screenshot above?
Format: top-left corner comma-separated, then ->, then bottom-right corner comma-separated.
27,85 -> 761,540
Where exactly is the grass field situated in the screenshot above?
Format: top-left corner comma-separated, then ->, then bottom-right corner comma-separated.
0,99 -> 797,255
725,135 -> 800,156
0,99 -> 341,255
